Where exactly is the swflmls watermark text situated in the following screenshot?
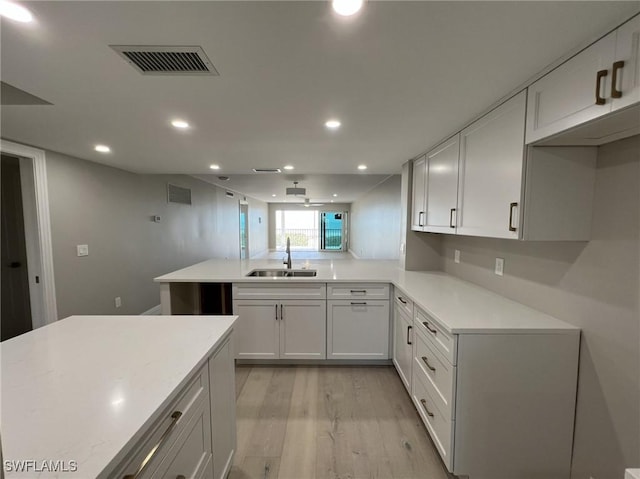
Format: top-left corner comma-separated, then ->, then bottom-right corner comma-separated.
4,460 -> 78,473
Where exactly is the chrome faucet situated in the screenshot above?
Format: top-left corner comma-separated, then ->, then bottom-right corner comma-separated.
284,237 -> 292,269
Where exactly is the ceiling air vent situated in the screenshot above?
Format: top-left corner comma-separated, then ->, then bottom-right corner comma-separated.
167,184 -> 192,205
252,168 -> 282,173
110,45 -> 219,76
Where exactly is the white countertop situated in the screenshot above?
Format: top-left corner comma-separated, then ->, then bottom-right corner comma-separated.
155,258 -> 579,334
1,315 -> 236,478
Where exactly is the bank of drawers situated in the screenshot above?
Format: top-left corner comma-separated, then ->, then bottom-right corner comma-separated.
412,306 -> 457,470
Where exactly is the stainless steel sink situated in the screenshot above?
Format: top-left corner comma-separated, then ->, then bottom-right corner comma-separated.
246,269 -> 317,277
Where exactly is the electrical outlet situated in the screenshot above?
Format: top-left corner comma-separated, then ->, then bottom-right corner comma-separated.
115,297 -> 122,308
495,258 -> 504,276
454,249 -> 460,264
76,244 -> 89,257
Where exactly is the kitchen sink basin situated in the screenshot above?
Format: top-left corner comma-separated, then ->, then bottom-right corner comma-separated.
246,269 -> 317,277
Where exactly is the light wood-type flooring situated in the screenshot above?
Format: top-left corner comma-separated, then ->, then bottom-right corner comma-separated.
229,365 -> 452,479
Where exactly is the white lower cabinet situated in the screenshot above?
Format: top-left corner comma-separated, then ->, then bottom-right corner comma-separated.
114,333 -> 236,479
392,296 -> 413,392
233,299 -> 326,359
327,300 -> 390,359
409,307 -> 580,479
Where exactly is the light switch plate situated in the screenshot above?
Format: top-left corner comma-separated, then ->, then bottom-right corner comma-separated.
115,297 -> 122,308
454,249 -> 460,264
495,257 -> 504,276
77,244 -> 89,257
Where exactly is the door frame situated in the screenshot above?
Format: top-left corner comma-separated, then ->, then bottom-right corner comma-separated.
239,201 -> 249,259
1,140 -> 57,326
319,211 -> 347,252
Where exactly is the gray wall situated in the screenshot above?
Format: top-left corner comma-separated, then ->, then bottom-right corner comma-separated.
439,136 -> 639,478
350,175 -> 402,259
46,151 -> 268,318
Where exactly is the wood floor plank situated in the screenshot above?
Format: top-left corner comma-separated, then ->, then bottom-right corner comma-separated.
229,456 -> 281,479
278,366 -> 319,479
244,366 -> 297,458
234,367 -> 276,466
235,365 -> 252,399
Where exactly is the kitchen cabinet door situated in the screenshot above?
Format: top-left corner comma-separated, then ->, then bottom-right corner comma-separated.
232,300 -> 279,359
526,32 -> 616,144
457,91 -> 526,239
612,14 -> 640,111
425,135 -> 460,233
327,300 -> 389,360
393,304 -> 413,393
411,155 -> 427,231
280,300 -> 326,360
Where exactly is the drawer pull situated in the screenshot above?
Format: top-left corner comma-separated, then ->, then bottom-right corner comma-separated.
421,356 -> 436,372
595,69 -> 608,105
419,399 -> 435,418
611,60 -> 624,98
350,289 -> 367,294
407,325 -> 412,345
422,321 -> 437,334
418,211 -> 424,227
350,302 -> 367,306
123,411 -> 182,479
177,476 -> 186,479
397,296 -> 407,304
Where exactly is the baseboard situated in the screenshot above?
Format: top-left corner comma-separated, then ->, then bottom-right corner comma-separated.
141,304 -> 162,315
348,248 -> 360,259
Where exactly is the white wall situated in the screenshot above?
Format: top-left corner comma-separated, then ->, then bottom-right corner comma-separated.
46,150 -> 268,317
439,136 -> 640,478
349,175 -> 402,259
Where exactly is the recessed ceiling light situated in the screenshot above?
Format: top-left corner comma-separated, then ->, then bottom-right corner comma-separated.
272,194 -> 277,197
332,193 -> 338,197
332,0 -> 363,16
357,164 -> 367,170
283,165 -> 294,170
0,1 -> 34,23
94,145 -> 111,153
171,119 -> 190,129
209,164 -> 220,170
325,119 -> 341,129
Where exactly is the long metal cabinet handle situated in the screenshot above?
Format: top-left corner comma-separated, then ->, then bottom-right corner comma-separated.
419,399 -> 435,418
422,321 -> 437,334
449,208 -> 456,229
421,356 -> 436,372
611,61 -> 624,98
275,304 -> 279,320
123,411 -> 182,479
595,69 -> 608,105
280,304 -> 284,320
397,296 -> 407,304
350,290 -> 367,293
508,202 -> 518,232
350,302 -> 367,305
407,325 -> 412,345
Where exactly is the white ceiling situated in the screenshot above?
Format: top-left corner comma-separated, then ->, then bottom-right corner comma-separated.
1,1 -> 639,200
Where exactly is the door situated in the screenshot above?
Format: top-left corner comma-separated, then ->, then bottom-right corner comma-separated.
425,135 -> 460,234
239,203 -> 249,259
393,304 -> 413,393
279,300 -> 326,359
320,212 -> 344,251
327,300 -> 390,359
612,14 -> 640,111
411,155 -> 427,231
526,31 -> 616,144
1,155 -> 33,341
457,91 -> 526,239
232,300 -> 279,359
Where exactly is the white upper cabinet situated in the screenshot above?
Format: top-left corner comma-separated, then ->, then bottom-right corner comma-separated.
526,14 -> 640,145
411,155 -> 427,231
613,14 -> 640,111
457,91 -> 526,239
425,135 -> 460,234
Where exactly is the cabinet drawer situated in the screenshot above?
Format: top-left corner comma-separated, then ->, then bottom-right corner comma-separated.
327,300 -> 390,359
414,331 -> 456,419
412,368 -> 454,471
155,397 -> 213,479
327,283 -> 390,300
393,289 -> 413,317
415,307 -> 456,365
232,283 -> 326,300
115,367 -> 211,478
